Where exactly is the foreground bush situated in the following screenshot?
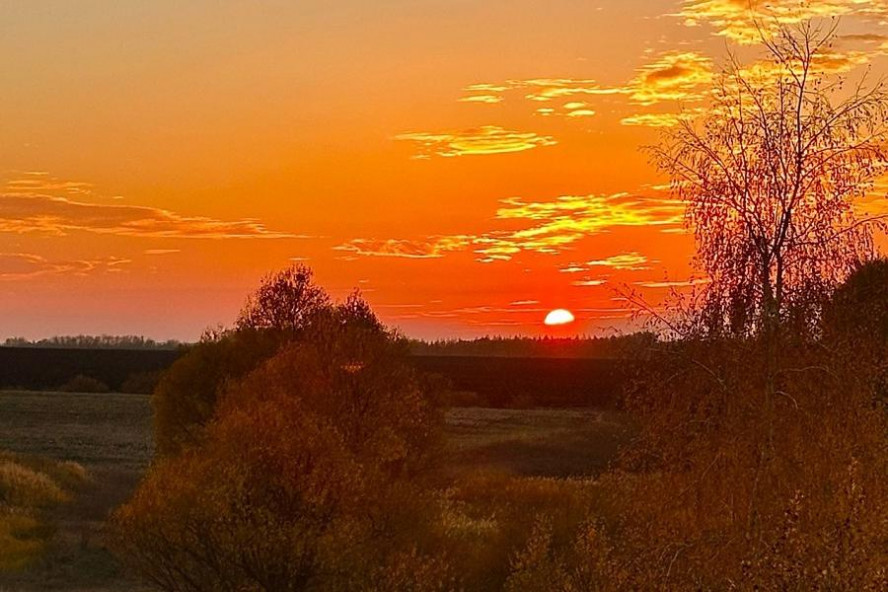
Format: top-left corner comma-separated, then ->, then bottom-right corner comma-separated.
507,337 -> 888,590
111,320 -> 451,591
152,264 -> 378,457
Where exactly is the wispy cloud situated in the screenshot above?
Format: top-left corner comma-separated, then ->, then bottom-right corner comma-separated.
461,79 -> 626,105
586,253 -> 651,270
621,112 -> 692,127
0,172 -> 303,240
458,94 -> 504,104
572,278 -> 608,287
333,237 -> 471,259
0,252 -> 131,280
0,194 -> 300,239
679,0 -> 888,44
628,52 -> 713,105
635,278 -> 711,288
562,253 -> 651,274
395,126 -> 557,158
337,193 -> 682,263
460,52 -> 712,125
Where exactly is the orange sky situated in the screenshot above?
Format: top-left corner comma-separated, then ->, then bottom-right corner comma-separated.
3,1 -> 888,340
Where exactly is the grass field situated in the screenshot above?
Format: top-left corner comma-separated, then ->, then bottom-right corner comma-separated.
0,390 -> 630,591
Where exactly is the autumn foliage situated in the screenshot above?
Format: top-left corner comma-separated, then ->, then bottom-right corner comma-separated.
112,268 -> 453,590
112,20 -> 888,587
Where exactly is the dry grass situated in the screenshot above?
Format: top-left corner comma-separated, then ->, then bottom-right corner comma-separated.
0,391 -> 630,591
445,408 -> 632,478
0,453 -> 88,576
0,391 -> 151,591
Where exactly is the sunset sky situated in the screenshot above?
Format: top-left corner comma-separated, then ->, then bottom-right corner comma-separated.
3,1 -> 888,340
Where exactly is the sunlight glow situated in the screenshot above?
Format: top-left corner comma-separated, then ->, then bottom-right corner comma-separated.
544,309 -> 575,326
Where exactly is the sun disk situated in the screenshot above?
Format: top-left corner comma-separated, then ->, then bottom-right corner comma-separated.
544,309 -> 575,326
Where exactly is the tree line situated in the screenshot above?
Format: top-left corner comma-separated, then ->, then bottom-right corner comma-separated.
3,335 -> 182,350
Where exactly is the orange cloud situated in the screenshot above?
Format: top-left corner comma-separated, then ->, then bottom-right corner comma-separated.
458,95 -> 504,104
622,112 -> 688,127
679,0 -> 886,44
462,54 -> 712,123
572,278 -> 608,287
629,52 -> 713,106
395,126 -> 557,158
0,252 -> 131,280
0,194 -> 300,239
461,79 -> 627,105
635,278 -> 711,288
338,193 -> 683,263
333,237 -> 471,259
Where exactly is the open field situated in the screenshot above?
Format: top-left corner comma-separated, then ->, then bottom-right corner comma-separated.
0,392 -> 153,592
0,390 -> 631,591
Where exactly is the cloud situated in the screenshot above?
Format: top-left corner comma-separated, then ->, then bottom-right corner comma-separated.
0,193 -> 300,239
565,109 -> 597,118
461,79 -> 627,105
334,237 -> 472,259
337,193 -> 683,263
586,253 -> 651,271
458,95 -> 504,104
572,278 -> 608,287
395,126 -> 557,158
461,53 -> 712,124
622,112 -> 687,127
144,249 -> 181,255
629,52 -> 713,106
0,252 -> 131,280
635,278 -> 711,288
679,0 -> 888,44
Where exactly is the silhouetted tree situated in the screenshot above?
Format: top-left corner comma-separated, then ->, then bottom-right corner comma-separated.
235,264 -> 331,334
651,22 -> 888,338
112,319 -> 449,592
153,267 -> 387,457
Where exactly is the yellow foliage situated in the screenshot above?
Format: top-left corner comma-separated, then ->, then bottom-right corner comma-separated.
0,512 -> 43,572
0,453 -> 86,573
0,461 -> 68,508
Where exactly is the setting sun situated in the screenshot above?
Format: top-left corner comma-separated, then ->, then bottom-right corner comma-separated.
544,309 -> 575,326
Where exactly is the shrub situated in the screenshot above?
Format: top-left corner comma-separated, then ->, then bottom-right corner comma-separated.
0,453 -> 88,573
58,374 -> 109,393
0,513 -> 44,572
0,462 -> 68,508
111,321 -> 449,591
152,267 -> 382,457
151,329 -> 282,456
581,338 -> 888,589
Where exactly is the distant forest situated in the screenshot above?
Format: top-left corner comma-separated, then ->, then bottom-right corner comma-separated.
2,333 -> 655,358
3,335 -> 183,350
408,332 -> 656,358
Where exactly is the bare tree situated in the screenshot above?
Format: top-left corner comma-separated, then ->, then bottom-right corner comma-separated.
651,21 -> 888,338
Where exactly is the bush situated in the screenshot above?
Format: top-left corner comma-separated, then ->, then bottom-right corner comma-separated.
151,329 -> 281,456
580,337 -> 888,589
111,321 -> 449,591
58,374 -> 109,393
0,452 -> 88,573
0,462 -> 68,508
152,266 -> 382,457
